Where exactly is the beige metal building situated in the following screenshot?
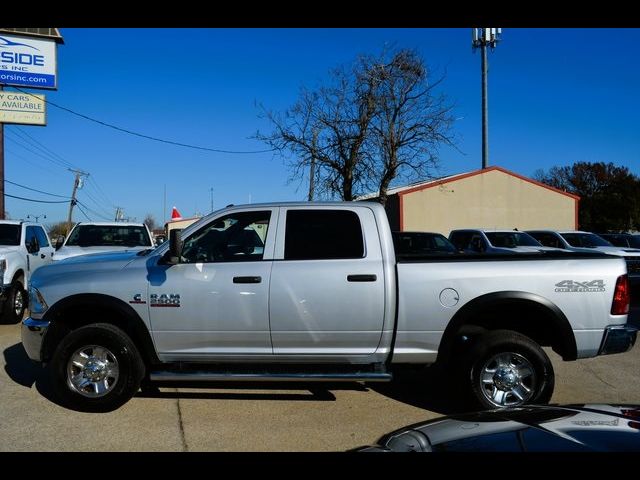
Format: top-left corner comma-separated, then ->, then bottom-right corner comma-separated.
376,166 -> 579,235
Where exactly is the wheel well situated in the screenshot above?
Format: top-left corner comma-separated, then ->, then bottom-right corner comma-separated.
41,294 -> 159,367
437,293 -> 577,365
12,270 -> 24,285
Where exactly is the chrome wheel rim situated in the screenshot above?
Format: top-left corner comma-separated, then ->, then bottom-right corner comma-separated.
478,352 -> 536,407
14,289 -> 24,317
67,345 -> 119,398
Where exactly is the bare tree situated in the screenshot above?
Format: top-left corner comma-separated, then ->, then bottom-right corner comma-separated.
47,221 -> 71,238
367,50 -> 456,205
256,48 -> 455,204
257,60 -> 379,201
143,214 -> 157,231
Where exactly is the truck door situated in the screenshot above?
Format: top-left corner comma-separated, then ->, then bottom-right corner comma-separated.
147,208 -> 277,358
25,226 -> 51,277
269,207 -> 385,356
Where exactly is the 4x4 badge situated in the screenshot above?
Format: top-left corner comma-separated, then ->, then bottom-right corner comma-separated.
555,280 -> 605,293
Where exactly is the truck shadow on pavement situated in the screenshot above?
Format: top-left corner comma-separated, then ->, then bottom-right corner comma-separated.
3,342 -> 61,406
136,381 -> 369,402
368,364 -> 469,415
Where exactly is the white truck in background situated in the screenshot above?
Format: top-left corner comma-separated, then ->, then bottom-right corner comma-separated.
0,221 -> 53,323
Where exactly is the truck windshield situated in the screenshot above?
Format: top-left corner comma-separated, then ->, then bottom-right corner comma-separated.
393,232 -> 457,255
485,232 -> 541,248
66,225 -> 152,247
0,224 -> 21,246
561,233 -> 613,248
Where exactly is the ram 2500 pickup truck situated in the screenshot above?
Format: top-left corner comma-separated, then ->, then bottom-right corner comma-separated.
21,202 -> 637,412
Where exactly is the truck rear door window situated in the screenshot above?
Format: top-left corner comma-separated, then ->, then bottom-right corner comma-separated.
284,210 -> 364,260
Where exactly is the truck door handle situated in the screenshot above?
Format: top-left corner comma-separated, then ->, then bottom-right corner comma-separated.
40,253 -> 46,259
233,276 -> 262,284
347,274 -> 377,282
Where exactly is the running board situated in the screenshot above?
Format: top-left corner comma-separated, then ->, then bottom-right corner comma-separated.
149,371 -> 392,383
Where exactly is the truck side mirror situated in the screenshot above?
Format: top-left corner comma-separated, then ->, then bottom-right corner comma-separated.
168,229 -> 183,264
55,236 -> 65,250
26,238 -> 39,254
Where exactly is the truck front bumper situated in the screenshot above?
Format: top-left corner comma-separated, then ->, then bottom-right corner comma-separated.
598,324 -> 638,356
21,317 -> 49,362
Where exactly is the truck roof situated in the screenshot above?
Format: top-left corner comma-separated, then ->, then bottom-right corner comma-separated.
73,222 -> 147,227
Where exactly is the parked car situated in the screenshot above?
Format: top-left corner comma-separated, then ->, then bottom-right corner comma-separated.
527,230 -> 640,299
448,229 -> 558,254
392,231 -> 458,256
22,202 -> 635,412
0,221 -> 54,323
53,222 -> 155,261
598,233 -> 640,249
355,404 -> 640,452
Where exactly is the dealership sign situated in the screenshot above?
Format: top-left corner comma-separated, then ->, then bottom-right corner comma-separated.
0,91 -> 46,125
0,34 -> 57,89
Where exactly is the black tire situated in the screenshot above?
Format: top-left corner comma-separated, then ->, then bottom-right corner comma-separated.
458,329 -> 554,410
49,323 -> 145,412
0,279 -> 25,324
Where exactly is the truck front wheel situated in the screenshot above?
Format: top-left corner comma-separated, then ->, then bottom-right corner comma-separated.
0,279 -> 25,324
460,329 -> 554,410
50,323 -> 145,412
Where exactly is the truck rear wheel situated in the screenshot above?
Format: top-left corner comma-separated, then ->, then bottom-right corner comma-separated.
50,323 -> 145,412
460,329 -> 554,410
0,280 -> 25,324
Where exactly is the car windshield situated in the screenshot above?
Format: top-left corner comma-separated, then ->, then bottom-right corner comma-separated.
393,232 -> 457,254
0,224 -> 21,246
485,232 -> 541,248
561,233 -> 613,248
66,225 -> 152,247
604,235 -> 640,249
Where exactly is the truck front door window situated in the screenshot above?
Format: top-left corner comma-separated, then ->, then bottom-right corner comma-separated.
181,211 -> 271,263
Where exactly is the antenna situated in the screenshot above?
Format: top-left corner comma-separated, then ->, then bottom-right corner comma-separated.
472,28 -> 502,169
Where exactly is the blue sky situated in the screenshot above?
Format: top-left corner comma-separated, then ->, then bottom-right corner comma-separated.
3,28 -> 640,226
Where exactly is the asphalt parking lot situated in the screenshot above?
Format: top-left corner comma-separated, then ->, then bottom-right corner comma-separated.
1,310 -> 639,451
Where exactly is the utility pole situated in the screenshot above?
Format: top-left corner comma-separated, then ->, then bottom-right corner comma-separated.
472,28 -> 501,169
163,184 -> 166,224
308,128 -> 318,201
210,187 -> 214,213
66,169 -> 89,234
0,85 -> 4,220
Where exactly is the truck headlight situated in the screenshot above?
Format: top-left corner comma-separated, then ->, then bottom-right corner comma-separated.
29,286 -> 48,319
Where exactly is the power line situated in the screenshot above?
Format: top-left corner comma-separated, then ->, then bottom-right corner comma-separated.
12,126 -> 79,170
5,193 -> 69,203
14,87 -> 275,155
4,147 -> 64,177
5,179 -> 70,199
5,132 -> 72,170
78,190 -> 113,218
87,177 -> 115,208
8,128 -> 76,170
75,202 -> 92,221
76,200 -> 113,221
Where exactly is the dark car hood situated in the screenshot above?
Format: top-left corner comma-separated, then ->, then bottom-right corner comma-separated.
360,405 -> 640,452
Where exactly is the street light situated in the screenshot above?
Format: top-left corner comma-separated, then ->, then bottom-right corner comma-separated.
472,28 -> 502,169
27,214 -> 47,222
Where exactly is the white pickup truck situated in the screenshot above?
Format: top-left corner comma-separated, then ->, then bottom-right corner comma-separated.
0,220 -> 53,323
21,202 -> 637,412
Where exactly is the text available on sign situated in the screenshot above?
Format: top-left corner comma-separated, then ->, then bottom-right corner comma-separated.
0,92 -> 46,125
0,34 -> 57,89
